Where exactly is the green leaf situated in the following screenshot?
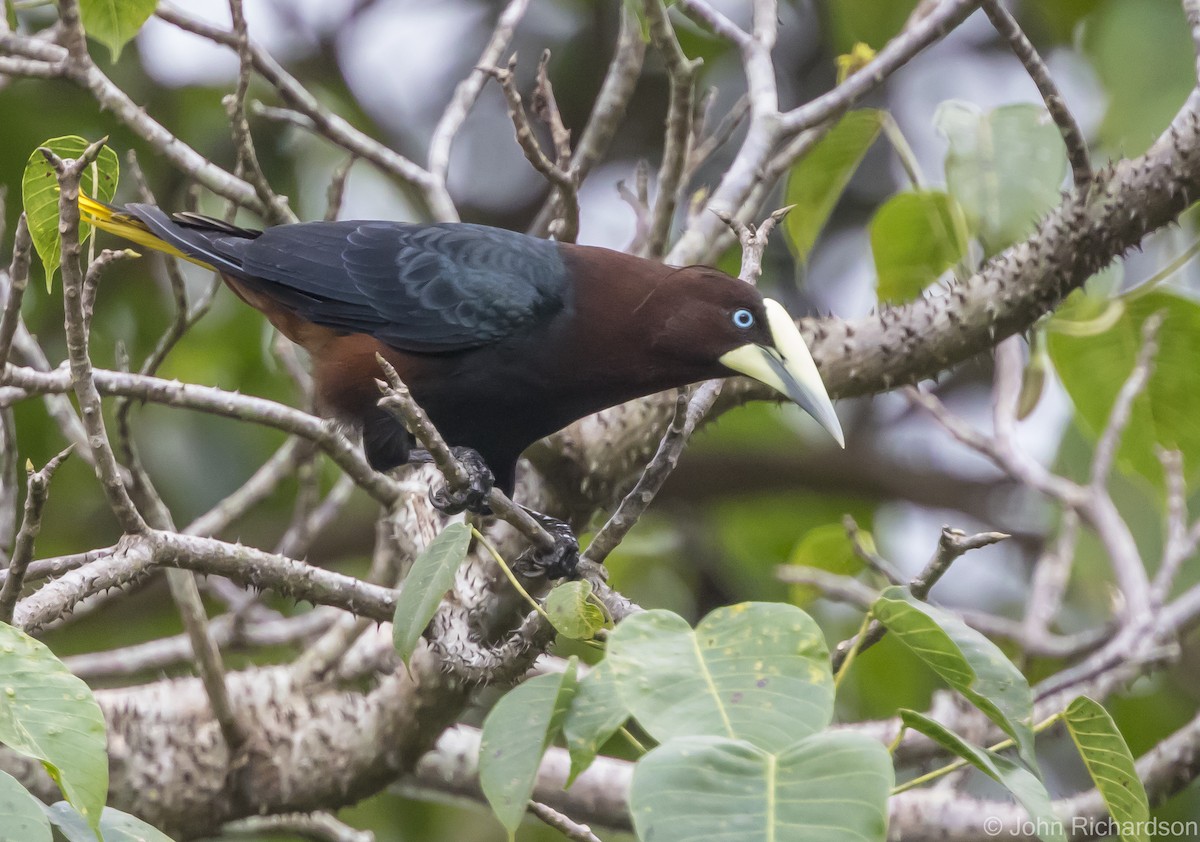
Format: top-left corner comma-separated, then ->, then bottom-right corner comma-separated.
1064,697 -> 1149,842
78,0 -> 157,62
786,522 -> 864,605
21,136 -> 120,289
562,660 -> 628,784
1047,290 -> 1200,490
631,733 -> 893,842
936,102 -> 1068,255
0,770 -> 52,842
783,109 -> 883,262
544,580 -> 607,640
480,664 -> 578,839
826,0 -> 919,52
4,0 -> 17,33
1083,0 -> 1194,155
392,522 -> 472,665
870,190 -> 968,303
872,587 -> 1037,769
0,622 -> 107,831
623,0 -> 651,40
45,802 -> 177,842
606,603 -> 832,750
899,710 -> 1063,842
95,808 -> 176,842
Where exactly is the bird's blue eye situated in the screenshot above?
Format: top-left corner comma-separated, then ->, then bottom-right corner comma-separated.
732,308 -> 755,329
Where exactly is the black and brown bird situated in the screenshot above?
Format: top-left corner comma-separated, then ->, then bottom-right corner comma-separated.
81,197 -> 843,567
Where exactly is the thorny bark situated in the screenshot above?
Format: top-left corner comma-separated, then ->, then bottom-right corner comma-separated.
3,1 -> 1200,839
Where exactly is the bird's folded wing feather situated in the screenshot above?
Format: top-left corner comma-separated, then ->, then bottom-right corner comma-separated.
210,220 -> 570,353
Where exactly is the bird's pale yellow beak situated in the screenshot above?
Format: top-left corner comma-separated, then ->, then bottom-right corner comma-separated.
718,298 -> 845,447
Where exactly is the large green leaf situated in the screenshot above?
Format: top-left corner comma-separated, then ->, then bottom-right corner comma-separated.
562,659 -> 628,785
899,710 -> 1063,842
479,664 -> 578,839
45,802 -> 176,842
544,580 -> 607,641
783,109 -> 883,262
78,0 -> 157,62
0,770 -> 51,842
392,522 -> 472,666
0,622 -> 107,831
631,733 -> 893,842
606,603 -> 832,750
871,190 -> 968,303
20,136 -> 119,289
872,588 -> 1036,769
1047,290 -> 1200,489
1083,0 -> 1194,154
936,102 -> 1067,255
1064,697 -> 1149,842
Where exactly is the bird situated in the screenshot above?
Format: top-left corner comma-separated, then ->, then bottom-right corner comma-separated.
80,196 -> 844,573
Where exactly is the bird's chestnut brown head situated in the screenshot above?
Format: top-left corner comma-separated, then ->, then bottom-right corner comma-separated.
643,265 -> 844,447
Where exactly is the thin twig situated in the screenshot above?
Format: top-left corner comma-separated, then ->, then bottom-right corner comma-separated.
581,384 -> 720,567
224,0 -> 293,224
981,0 -> 1091,193
427,0 -> 531,189
484,55 -> 580,242
844,514 -> 905,586
1090,313 -> 1163,489
831,527 -> 1009,671
43,139 -> 147,534
643,0 -> 700,257
373,354 -> 556,553
0,213 -> 31,370
325,156 -> 355,221
1183,0 -> 1200,83
528,800 -> 603,842
529,3 -> 646,236
0,447 -> 71,624
221,811 -> 374,842
156,2 -> 446,219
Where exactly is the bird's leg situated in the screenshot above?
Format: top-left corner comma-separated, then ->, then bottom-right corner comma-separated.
425,446 -> 495,516
513,508 -> 579,580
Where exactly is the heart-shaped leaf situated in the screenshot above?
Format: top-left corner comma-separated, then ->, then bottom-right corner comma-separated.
1064,697 -> 1148,842
480,663 -> 578,839
936,101 -> 1067,255
78,0 -> 157,62
544,580 -> 608,640
392,522 -> 472,665
872,587 -> 1036,769
0,770 -> 51,842
870,189 -> 968,303
21,136 -> 119,289
1048,290 -> 1200,491
562,659 -> 628,784
784,109 -> 883,262
0,622 -> 107,831
786,522 -> 866,605
607,603 -> 833,749
631,733 -> 893,842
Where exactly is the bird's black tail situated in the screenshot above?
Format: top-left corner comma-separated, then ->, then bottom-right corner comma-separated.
79,195 -> 260,277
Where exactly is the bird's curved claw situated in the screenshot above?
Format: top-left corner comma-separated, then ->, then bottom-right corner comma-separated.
429,447 -> 495,516
513,510 -> 579,580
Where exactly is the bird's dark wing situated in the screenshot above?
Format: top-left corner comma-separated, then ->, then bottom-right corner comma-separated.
127,205 -> 570,353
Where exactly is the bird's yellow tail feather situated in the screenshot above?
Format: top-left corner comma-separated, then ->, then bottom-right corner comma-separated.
78,195 -> 212,268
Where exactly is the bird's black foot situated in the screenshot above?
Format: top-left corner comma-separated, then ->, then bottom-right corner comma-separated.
513,509 -> 579,580
428,447 -> 495,516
